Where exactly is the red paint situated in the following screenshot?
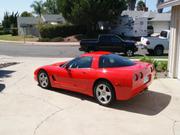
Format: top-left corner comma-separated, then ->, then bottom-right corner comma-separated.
34,52 -> 155,100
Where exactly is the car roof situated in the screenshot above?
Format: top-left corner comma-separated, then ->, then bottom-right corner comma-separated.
81,51 -> 111,57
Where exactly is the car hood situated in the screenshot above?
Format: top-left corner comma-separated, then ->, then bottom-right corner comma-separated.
124,40 -> 136,44
51,61 -> 66,66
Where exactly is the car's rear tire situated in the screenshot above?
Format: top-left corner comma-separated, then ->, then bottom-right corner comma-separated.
94,80 -> 115,106
125,49 -> 134,57
38,70 -> 51,89
154,46 -> 164,56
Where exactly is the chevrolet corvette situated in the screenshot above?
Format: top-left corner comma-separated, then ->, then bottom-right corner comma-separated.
34,51 -> 155,106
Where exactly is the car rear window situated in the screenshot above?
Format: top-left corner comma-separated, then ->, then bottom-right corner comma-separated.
99,54 -> 135,68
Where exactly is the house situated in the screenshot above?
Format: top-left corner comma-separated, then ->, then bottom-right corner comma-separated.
159,0 -> 180,79
17,17 -> 40,37
17,14 -> 66,36
149,13 -> 171,34
42,14 -> 66,25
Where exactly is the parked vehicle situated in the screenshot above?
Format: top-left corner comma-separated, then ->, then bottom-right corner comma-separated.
141,30 -> 170,56
79,34 -> 138,57
34,51 -> 155,106
111,16 -> 149,38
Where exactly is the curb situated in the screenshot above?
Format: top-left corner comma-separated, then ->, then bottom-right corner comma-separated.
0,40 -> 80,46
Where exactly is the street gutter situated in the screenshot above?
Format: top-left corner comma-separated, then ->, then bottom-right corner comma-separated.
0,40 -> 80,46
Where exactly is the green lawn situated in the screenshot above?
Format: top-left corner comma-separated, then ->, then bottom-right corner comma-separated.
0,34 -> 39,42
130,55 -> 168,60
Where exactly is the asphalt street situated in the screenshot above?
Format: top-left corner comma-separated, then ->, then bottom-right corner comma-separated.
0,43 -> 83,58
0,42 -> 149,58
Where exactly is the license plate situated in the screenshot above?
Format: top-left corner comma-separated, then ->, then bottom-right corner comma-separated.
144,76 -> 149,83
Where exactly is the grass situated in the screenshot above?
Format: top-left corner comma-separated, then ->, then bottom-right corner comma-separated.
0,34 -> 39,42
130,55 -> 168,60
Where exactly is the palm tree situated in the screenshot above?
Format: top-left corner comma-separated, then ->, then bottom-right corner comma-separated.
137,0 -> 147,11
31,0 -> 45,16
128,0 -> 136,10
157,0 -> 164,13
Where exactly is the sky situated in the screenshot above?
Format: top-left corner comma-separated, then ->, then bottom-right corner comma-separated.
0,0 -> 170,23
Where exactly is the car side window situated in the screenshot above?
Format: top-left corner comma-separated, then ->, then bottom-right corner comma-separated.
100,36 -> 111,43
111,36 -> 120,42
69,57 -> 93,69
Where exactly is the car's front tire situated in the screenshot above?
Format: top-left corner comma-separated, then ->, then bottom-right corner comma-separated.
94,80 -> 115,106
38,70 -> 51,89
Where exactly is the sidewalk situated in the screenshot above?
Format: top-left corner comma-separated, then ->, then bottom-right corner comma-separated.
0,40 -> 80,46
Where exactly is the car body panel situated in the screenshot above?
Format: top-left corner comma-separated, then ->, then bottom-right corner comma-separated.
34,52 -> 155,101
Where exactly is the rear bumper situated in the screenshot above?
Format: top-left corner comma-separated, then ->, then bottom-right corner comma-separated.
115,72 -> 155,100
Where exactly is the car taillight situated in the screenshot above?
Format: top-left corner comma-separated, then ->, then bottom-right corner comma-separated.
140,72 -> 143,79
146,41 -> 150,45
134,74 -> 138,81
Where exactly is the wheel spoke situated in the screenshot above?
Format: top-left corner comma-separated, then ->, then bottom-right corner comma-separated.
96,83 -> 112,104
39,72 -> 49,88
106,92 -> 111,96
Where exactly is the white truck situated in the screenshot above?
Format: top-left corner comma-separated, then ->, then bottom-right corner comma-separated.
141,30 -> 170,56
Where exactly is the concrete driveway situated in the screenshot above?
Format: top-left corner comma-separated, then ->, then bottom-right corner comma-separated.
0,56 -> 180,135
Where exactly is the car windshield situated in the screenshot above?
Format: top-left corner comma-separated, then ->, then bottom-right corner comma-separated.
99,54 -> 135,68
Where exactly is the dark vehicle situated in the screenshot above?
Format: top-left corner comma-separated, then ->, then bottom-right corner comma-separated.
79,34 -> 138,57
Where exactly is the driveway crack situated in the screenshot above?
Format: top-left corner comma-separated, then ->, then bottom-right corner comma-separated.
32,100 -> 82,135
33,109 -> 63,135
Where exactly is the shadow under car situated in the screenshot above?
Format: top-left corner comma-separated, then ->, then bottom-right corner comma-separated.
43,87 -> 171,116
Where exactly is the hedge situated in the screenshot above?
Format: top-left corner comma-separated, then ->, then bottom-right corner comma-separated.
38,24 -> 87,39
11,28 -> 18,36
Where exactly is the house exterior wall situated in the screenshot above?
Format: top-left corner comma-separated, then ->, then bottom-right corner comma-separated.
151,21 -> 170,34
18,26 -> 39,37
168,5 -> 180,79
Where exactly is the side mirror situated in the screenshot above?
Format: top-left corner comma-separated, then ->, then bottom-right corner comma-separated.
65,65 -> 71,71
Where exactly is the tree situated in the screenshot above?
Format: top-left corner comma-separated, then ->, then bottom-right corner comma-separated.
127,0 -> 136,10
157,0 -> 164,13
2,12 -> 19,31
44,0 -> 59,14
21,11 -> 33,17
31,0 -> 46,16
56,0 -> 127,31
137,0 -> 148,11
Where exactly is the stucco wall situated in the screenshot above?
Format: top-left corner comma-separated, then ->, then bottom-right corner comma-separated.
151,21 -> 170,34
168,5 -> 180,79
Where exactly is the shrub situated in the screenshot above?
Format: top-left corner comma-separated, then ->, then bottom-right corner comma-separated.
38,38 -> 51,42
140,56 -> 154,64
39,37 -> 64,42
50,37 -> 64,42
140,56 -> 168,72
0,26 -> 3,31
38,24 -> 87,39
11,28 -> 18,36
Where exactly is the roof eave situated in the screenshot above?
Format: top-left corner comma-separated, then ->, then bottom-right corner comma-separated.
158,0 -> 180,9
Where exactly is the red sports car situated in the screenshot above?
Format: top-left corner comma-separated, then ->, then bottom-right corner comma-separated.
34,51 -> 155,106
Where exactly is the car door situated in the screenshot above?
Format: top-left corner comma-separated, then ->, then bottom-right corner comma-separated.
52,58 -> 79,90
67,56 -> 94,94
110,36 -> 124,52
98,36 -> 112,51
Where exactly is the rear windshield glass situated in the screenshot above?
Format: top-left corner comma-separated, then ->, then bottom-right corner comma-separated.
160,31 -> 167,38
99,54 -> 135,68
